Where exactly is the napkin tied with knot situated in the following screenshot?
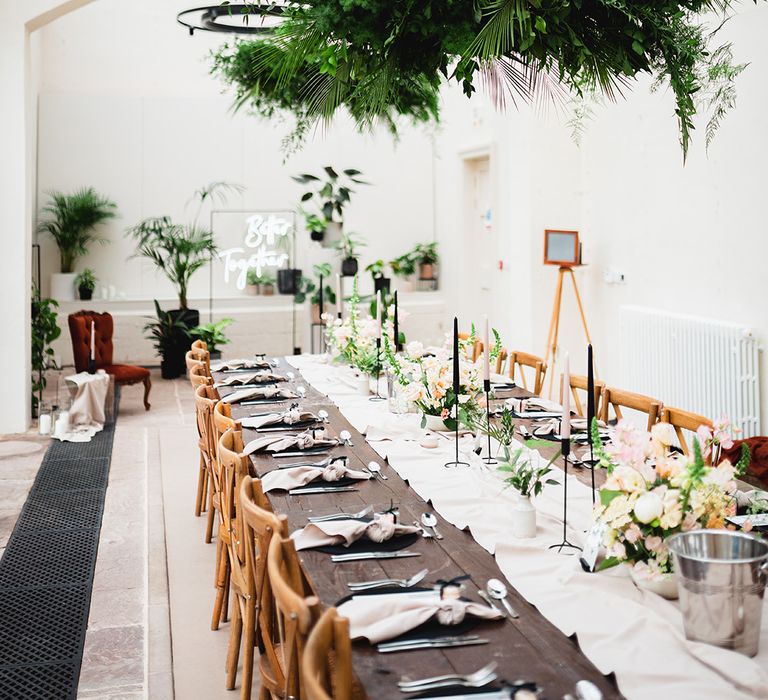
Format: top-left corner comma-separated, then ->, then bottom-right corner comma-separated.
291,513 -> 419,551
215,371 -> 286,388
336,593 -> 503,643
222,386 -> 298,404
243,431 -> 337,456
210,358 -> 270,372
241,408 -> 315,430
260,458 -> 369,493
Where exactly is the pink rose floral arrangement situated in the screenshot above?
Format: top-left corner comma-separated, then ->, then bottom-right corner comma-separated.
592,417 -> 749,580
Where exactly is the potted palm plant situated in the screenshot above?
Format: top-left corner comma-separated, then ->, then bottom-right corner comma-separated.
190,318 -> 234,360
335,231 -> 365,277
144,300 -> 190,379
294,263 -> 337,323
75,268 -> 97,301
37,187 -> 117,301
293,167 -> 367,247
412,242 -> 439,280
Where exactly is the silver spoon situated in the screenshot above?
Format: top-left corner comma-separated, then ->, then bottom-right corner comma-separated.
318,409 -> 329,423
297,385 -> 307,399
412,520 -> 434,539
575,680 -> 603,700
421,512 -> 443,540
367,461 -> 388,480
287,371 -> 296,381
339,429 -> 353,447
487,578 -> 519,619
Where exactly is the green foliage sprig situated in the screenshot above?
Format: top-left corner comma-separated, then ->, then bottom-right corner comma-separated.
294,263 -> 338,305
190,318 -> 234,354
144,300 -> 191,358
31,286 -> 61,416
75,268 -> 97,292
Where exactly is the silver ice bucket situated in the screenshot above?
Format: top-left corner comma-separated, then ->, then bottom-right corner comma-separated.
668,529 -> 768,656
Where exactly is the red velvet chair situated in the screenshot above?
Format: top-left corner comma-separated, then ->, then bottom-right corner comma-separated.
68,310 -> 151,410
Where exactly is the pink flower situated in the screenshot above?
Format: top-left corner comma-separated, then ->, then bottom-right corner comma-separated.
696,425 -> 713,457
644,535 -> 663,553
625,523 -> 642,544
743,520 -> 754,533
440,408 -> 449,420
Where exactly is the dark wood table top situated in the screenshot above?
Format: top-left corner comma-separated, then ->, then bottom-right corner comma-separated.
216,358 -> 622,699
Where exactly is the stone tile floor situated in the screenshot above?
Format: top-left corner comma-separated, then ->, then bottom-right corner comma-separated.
0,370 -> 235,699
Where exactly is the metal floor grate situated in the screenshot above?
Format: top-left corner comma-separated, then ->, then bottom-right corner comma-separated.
0,394 -> 118,699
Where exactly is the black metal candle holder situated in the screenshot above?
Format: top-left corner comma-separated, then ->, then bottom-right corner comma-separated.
87,358 -> 97,375
444,404 -> 470,469
482,379 -> 497,465
369,338 -> 386,402
549,437 -> 582,555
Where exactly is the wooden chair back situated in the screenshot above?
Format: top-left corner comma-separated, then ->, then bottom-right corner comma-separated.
458,332 -> 482,362
186,348 -> 211,376
192,339 -> 208,352
194,384 -> 218,462
189,363 -> 212,388
267,534 -> 320,700
494,347 -> 508,375
599,386 -> 662,432
659,406 -> 713,455
559,373 -> 604,419
302,608 -> 354,700
507,350 -> 547,396
218,430 -> 249,574
213,400 -> 240,445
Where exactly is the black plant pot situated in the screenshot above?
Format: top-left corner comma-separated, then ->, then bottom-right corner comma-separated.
310,229 -> 325,242
166,308 -> 198,378
373,276 -> 391,294
277,269 -> 302,295
79,286 -> 93,301
210,350 -> 222,361
341,257 -> 358,277
161,358 -> 185,380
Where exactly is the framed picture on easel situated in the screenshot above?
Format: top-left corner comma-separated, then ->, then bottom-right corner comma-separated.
544,230 -> 580,267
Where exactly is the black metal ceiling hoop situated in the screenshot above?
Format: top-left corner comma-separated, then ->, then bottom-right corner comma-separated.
177,4 -> 286,36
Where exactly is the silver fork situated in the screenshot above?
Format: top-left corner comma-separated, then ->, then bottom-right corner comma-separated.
277,457 -> 333,470
348,568 -> 429,591
307,505 -> 373,523
398,662 -> 498,692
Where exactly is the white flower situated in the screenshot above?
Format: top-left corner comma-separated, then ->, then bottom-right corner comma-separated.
405,341 -> 425,358
633,492 -> 664,524
651,422 -> 676,447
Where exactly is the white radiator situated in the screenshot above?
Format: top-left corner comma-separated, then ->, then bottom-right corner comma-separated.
619,306 -> 761,437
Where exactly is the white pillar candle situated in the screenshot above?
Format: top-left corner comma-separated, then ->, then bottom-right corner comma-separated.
90,320 -> 95,361
38,413 -> 51,435
336,274 -> 343,317
482,316 -> 490,381
55,410 -> 70,439
375,290 -> 382,337
561,352 -> 571,439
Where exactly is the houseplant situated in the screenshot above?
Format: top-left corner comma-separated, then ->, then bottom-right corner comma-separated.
293,166 -> 367,246
190,318 -> 234,360
245,270 -> 276,295
294,263 -> 337,324
259,271 -> 276,295
412,242 -> 439,281
144,300 -> 191,379
277,268 -> 302,295
75,268 -> 97,301
334,231 -> 365,277
37,187 -> 117,301
31,285 -> 61,417
366,259 -> 390,294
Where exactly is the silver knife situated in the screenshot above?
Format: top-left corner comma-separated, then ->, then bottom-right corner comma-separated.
378,634 -> 479,649
274,450 -> 331,458
256,427 -> 305,434
222,382 -> 277,390
241,399 -> 292,406
377,637 -> 489,653
289,486 -> 358,495
412,690 -> 511,700
331,551 -> 421,563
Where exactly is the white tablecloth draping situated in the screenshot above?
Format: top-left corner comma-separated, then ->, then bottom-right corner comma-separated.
61,371 -> 110,441
287,354 -> 768,700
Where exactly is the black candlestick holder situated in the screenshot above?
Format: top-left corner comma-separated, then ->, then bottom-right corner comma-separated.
369,338 -> 386,402
549,437 -> 582,555
444,402 -> 470,469
482,379 -> 497,465
87,358 -> 97,374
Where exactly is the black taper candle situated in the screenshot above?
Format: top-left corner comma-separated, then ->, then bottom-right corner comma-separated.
586,343 -> 596,503
452,317 -> 460,400
394,290 -> 400,351
319,274 -> 324,318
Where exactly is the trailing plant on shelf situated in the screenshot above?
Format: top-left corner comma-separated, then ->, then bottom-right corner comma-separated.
128,182 -> 241,311
31,285 -> 61,416
37,187 -> 117,273
190,318 -> 234,356
75,268 -> 97,300
210,1 -> 756,159
143,300 -> 191,379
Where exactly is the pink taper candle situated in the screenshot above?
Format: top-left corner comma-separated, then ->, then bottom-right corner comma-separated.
375,290 -> 382,338
482,316 -> 490,381
561,352 -> 571,439
336,274 -> 343,317
90,320 -> 95,361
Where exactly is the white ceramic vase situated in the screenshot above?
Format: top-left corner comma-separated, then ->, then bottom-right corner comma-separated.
355,373 -> 370,396
511,494 -> 537,538
629,565 -> 679,600
50,273 -> 77,301
422,413 -> 450,432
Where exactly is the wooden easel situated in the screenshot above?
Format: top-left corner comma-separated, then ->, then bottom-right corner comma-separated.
544,266 -> 595,398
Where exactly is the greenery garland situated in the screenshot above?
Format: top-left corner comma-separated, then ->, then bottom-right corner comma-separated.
210,0 -> 758,158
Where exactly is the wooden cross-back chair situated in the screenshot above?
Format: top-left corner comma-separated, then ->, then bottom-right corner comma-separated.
302,608 -> 355,700
266,534 -> 320,700
494,348 -> 508,375
660,406 -> 713,455
559,373 -> 605,419
506,350 -> 547,396
213,400 -> 240,445
192,339 -> 208,352
194,384 -> 219,543
190,363 -> 213,389
457,332 -> 482,362
240,475 -> 287,700
186,348 -> 211,377
599,386 -> 662,432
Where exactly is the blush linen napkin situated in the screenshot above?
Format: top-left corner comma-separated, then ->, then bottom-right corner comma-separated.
336,592 -> 504,644
243,431 -> 338,456
222,386 -> 298,404
241,408 -> 316,430
260,458 -> 370,493
215,371 -> 286,388
210,358 -> 271,372
291,513 -> 420,551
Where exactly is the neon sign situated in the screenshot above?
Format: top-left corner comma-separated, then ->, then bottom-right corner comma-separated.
218,213 -> 292,290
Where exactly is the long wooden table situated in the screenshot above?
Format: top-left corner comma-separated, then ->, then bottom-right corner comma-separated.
216,358 -> 621,699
